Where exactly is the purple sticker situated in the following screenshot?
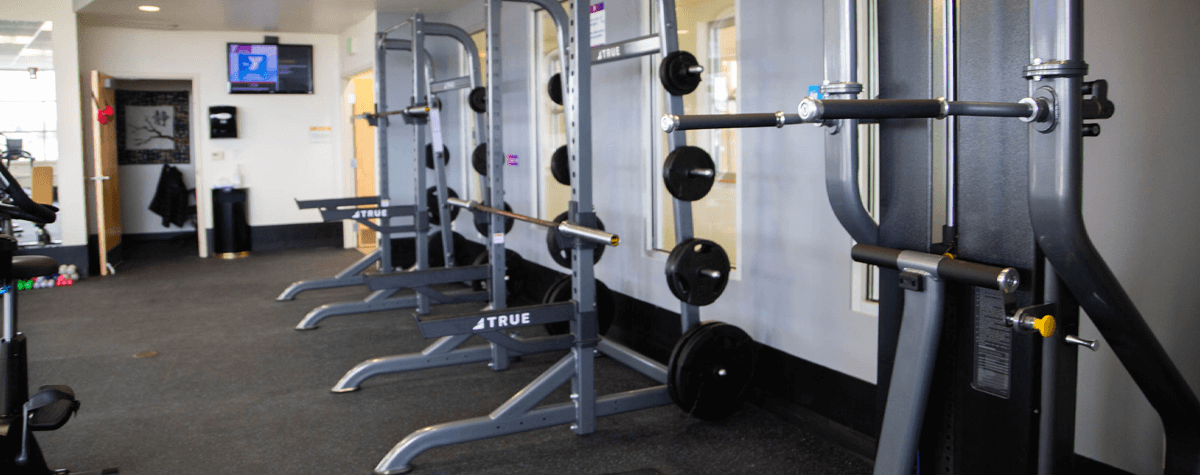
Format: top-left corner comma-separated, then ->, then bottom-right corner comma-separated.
506,154 -> 519,166
590,2 -> 604,13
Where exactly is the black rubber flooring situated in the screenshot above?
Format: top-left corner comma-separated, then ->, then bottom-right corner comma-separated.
19,239 -> 873,474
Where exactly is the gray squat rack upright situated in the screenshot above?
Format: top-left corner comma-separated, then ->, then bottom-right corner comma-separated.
329,13 -> 583,392
363,1 -> 704,473
274,37 -> 423,304
285,23 -> 493,331
669,0 -> 1200,473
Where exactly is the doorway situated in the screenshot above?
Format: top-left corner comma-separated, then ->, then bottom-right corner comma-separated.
350,70 -> 376,254
95,77 -> 199,269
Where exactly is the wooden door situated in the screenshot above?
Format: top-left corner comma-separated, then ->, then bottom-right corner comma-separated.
351,71 -> 376,254
91,71 -> 122,275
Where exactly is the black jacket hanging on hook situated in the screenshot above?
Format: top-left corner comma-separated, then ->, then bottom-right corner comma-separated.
148,163 -> 190,228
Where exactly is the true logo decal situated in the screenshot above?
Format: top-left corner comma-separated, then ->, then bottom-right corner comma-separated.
351,209 -> 388,219
472,312 -> 532,330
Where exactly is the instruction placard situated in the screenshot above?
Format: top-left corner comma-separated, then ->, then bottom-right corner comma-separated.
590,2 -> 606,47
309,126 -> 332,144
429,109 -> 445,162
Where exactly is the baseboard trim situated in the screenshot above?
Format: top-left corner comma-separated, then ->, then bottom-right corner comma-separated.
203,222 -> 342,255
123,231 -> 197,242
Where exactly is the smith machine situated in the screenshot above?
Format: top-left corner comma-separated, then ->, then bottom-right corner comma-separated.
666,0 -> 1198,474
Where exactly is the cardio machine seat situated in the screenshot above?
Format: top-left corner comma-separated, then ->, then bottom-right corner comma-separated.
11,255 -> 58,280
25,385 -> 79,431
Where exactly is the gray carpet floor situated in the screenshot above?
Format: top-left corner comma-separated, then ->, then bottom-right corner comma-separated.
19,240 -> 873,474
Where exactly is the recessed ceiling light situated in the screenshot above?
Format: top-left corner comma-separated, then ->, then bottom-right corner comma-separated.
138,5 -> 160,12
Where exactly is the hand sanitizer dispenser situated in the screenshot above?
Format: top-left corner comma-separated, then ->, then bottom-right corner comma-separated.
209,106 -> 237,138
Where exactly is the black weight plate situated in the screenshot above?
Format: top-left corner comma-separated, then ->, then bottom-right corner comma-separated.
544,277 -> 615,336
426,187 -> 460,225
547,72 -> 563,105
468,86 -> 487,113
472,143 -> 488,176
665,238 -> 730,306
471,249 -> 526,296
542,274 -> 571,305
659,51 -> 703,96
425,144 -> 451,169
663,146 -> 716,202
670,322 -> 755,421
545,211 -> 606,269
474,201 -> 515,236
550,145 -> 571,186
667,321 -> 724,404
425,232 -> 471,268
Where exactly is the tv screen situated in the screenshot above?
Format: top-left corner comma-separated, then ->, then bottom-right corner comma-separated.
227,43 -> 313,94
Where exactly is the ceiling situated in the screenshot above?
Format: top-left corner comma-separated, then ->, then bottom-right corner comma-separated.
76,0 -> 476,34
0,20 -> 54,71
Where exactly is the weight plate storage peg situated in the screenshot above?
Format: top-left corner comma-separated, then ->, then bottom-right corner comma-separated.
550,145 -> 571,186
547,72 -> 563,106
472,143 -> 488,176
658,51 -> 703,96
545,211 -> 606,269
468,87 -> 487,113
474,201 -> 515,236
668,322 -> 756,421
470,249 -> 526,297
663,146 -> 716,201
426,186 -> 460,225
665,238 -> 730,306
424,143 -> 451,169
542,274 -> 616,336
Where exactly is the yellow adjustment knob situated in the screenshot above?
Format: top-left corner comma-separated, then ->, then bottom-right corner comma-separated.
1033,315 -> 1056,338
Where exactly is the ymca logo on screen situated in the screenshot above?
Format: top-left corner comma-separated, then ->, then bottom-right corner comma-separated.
472,312 -> 532,331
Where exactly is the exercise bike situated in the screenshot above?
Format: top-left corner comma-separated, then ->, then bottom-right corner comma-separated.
0,159 -> 115,474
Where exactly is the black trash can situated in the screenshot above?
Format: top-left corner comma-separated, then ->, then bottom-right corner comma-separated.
212,188 -> 250,259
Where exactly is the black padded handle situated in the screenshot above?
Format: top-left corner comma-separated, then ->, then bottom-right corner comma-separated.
818,99 -> 943,119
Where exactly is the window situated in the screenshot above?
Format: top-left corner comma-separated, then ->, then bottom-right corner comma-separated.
852,0 -> 881,311
533,3 -> 569,220
650,0 -> 739,268
464,29 -> 487,203
0,70 -> 57,163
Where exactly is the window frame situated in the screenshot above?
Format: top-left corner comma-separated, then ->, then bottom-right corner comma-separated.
645,0 -> 742,279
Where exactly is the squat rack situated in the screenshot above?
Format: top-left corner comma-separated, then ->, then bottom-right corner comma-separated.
331,13 -> 584,393
366,1 -> 701,473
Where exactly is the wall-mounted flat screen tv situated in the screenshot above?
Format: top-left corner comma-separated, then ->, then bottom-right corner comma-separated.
227,43 -> 313,94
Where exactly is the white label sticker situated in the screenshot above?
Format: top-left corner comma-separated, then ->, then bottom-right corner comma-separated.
492,233 -> 505,244
590,2 -> 606,47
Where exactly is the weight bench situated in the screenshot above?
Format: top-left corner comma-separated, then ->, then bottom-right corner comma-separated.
276,196 -> 408,301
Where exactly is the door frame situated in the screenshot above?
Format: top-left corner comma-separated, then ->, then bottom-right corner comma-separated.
87,72 -> 206,258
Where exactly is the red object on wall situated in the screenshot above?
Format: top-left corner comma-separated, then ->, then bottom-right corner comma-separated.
97,105 -> 114,125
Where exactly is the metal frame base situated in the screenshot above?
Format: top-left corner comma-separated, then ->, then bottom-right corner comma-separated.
295,287 -> 485,330
372,336 -> 671,475
333,332 -> 580,392
277,248 -> 380,301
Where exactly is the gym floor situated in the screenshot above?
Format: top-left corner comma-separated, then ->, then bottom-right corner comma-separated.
21,241 -> 872,474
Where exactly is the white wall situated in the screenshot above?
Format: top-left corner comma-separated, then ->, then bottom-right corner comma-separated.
79,26 -> 344,255
0,0 -> 87,248
1076,2 -> 1200,474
